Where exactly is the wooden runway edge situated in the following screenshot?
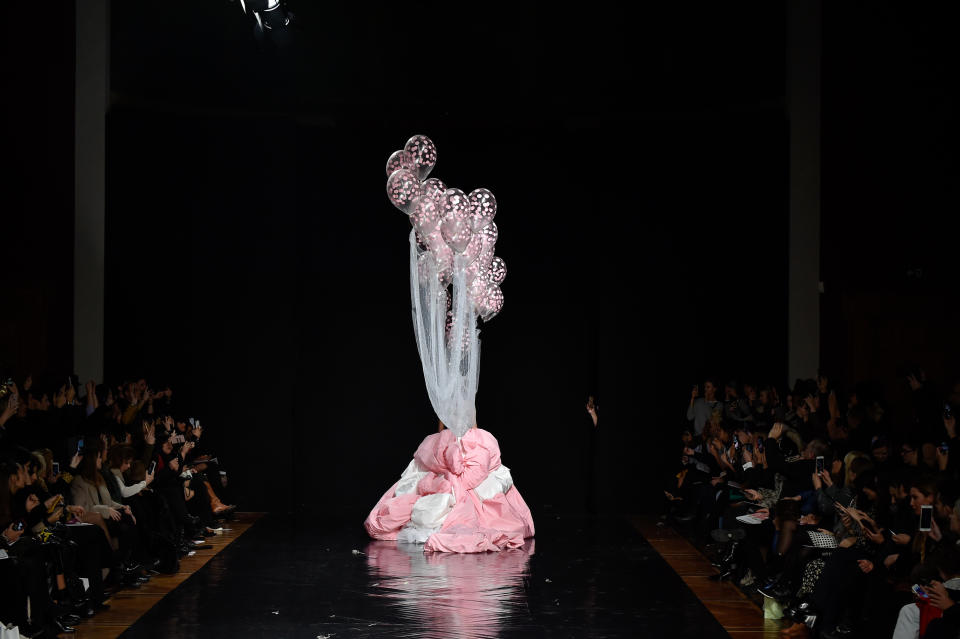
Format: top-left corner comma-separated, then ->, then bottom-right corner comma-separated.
68,512 -> 266,639
632,516 -> 787,638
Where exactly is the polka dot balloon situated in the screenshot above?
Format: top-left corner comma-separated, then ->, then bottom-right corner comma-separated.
468,188 -> 497,232
385,150 -> 413,177
404,135 -> 438,181
386,169 -> 421,214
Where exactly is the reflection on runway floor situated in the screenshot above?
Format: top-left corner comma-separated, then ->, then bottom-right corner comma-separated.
365,539 -> 534,638
120,511 -> 730,638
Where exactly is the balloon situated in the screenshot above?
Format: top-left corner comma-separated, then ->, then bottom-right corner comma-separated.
462,233 -> 483,265
404,135 -> 438,181
440,189 -> 474,253
480,285 -> 504,321
468,188 -> 497,232
385,150 -> 413,177
410,197 -> 442,236
421,178 -> 447,205
441,215 -> 473,254
489,256 -> 507,285
441,188 -> 471,222
386,169 -> 421,214
423,230 -> 454,285
478,221 -> 498,260
472,282 -> 504,321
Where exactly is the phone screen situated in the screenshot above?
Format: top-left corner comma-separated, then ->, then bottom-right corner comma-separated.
919,505 -> 934,531
816,456 -> 825,473
77,438 -> 85,453
52,462 -> 60,475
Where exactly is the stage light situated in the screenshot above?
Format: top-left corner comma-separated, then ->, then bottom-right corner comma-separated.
235,0 -> 294,40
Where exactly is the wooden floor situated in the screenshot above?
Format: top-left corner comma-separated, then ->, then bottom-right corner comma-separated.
632,517 -> 788,638
66,512 -> 264,639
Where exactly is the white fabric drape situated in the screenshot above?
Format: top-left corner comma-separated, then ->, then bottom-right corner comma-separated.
409,230 -> 481,438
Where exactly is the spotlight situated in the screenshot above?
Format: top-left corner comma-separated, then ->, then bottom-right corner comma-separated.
235,0 -> 294,39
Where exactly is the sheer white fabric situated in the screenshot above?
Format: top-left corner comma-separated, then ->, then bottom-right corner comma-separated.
410,230 -> 481,438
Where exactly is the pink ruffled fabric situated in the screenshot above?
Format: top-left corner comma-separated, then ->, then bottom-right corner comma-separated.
364,428 -> 535,553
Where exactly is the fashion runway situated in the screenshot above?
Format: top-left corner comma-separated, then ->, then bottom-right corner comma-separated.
118,509 -> 731,638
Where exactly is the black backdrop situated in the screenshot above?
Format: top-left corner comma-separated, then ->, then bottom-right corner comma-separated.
104,1 -> 788,515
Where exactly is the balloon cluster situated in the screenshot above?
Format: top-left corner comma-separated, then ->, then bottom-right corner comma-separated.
386,135 -> 506,322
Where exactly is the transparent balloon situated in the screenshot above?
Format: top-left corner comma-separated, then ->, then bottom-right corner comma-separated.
421,177 -> 447,205
441,188 -> 471,223
462,233 -> 483,265
489,256 -> 507,285
441,214 -> 473,254
479,221 -> 498,256
386,149 -> 413,177
404,135 -> 438,181
386,169 -> 421,214
468,188 -> 497,232
410,197 -> 442,236
472,282 -> 504,322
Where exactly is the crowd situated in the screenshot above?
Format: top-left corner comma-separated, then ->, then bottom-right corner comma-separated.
665,370 -> 960,639
0,374 -> 236,638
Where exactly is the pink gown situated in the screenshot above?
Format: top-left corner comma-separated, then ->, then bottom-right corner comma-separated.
364,428 -> 535,553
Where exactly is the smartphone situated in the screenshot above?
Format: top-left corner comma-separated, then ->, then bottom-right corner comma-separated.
946,403 -> 954,420
744,443 -> 754,454
77,438 -> 85,455
147,460 -> 157,475
919,504 -> 934,531
52,462 -> 60,475
940,442 -> 950,454
816,456 -> 825,474
12,521 -> 24,532
756,439 -> 764,454
733,434 -> 741,450
913,584 -> 930,599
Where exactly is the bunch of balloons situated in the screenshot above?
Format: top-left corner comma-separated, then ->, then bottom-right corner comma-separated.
386,135 -> 506,322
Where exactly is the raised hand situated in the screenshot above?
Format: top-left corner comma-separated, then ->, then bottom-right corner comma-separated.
768,422 -> 784,440
928,581 -> 956,611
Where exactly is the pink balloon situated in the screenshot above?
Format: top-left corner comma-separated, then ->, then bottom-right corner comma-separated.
421,178 -> 447,205
481,285 -> 504,321
468,188 -> 497,232
440,189 -> 474,253
385,150 -> 413,177
478,221 -> 498,259
404,135 -> 437,181
464,259 -> 486,285
422,230 -> 454,285
441,188 -> 471,222
441,215 -> 473,254
489,256 -> 507,285
386,169 -> 421,214
410,197 -> 441,236
462,233 -> 483,265
471,282 -> 504,321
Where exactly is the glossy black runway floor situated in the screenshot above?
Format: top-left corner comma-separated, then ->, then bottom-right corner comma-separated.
120,511 -> 730,638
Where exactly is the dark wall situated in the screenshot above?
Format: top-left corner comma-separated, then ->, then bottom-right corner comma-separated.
1,4 -> 75,382
105,1 -> 788,514
820,3 -> 960,421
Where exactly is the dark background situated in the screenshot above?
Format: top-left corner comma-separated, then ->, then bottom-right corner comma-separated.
3,2 -> 957,516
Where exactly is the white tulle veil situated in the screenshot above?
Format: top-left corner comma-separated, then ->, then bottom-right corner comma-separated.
409,231 -> 480,438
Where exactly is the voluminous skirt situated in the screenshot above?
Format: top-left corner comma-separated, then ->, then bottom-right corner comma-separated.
364,428 -> 535,553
